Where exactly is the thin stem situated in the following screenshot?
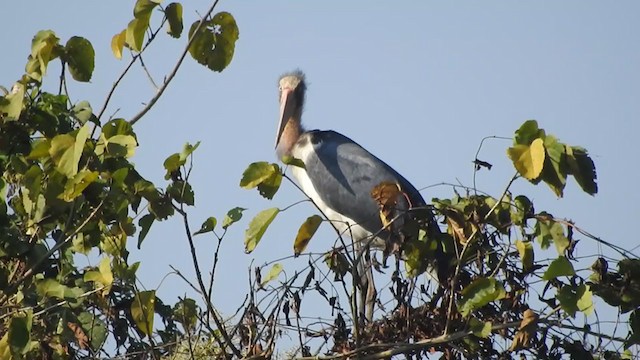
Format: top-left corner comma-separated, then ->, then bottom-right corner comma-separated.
129,0 -> 221,125
444,172 -> 518,334
175,205 -> 241,358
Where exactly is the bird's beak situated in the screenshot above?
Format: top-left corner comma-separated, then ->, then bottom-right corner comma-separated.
275,88 -> 295,148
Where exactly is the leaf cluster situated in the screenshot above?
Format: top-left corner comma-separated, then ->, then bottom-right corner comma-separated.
0,0 -> 241,357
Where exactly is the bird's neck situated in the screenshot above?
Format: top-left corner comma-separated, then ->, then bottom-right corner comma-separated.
276,116 -> 304,159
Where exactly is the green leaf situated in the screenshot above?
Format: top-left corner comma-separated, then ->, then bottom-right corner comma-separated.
61,169 -> 99,202
566,146 -> 598,195
28,139 -> 51,159
126,18 -> 148,52
543,256 -> 575,280
260,263 -> 283,287
73,100 -> 97,124
0,82 -> 26,121
131,290 -> 156,337
188,12 -> 239,72
240,162 -> 282,199
240,162 -> 278,188
137,214 -> 155,248
194,216 -> 217,235
64,36 -> 95,82
25,30 -> 61,80
23,165 -> 43,202
134,0 -> 159,18
163,153 -> 181,179
165,3 -> 183,38
77,311 -> 107,350
458,277 -> 506,317
149,195 -> 174,220
627,311 -> 640,348
507,138 -> 545,180
512,195 -> 533,225
550,223 -> 569,255
107,134 -> 137,158
577,284 -> 594,316
102,118 -> 135,138
167,180 -> 195,205
513,120 -> 545,145
126,0 -> 158,52
244,207 -> 279,253
324,250 -> 350,281
180,141 -> 200,161
222,207 -> 245,229
36,278 -> 66,299
469,317 -> 492,338
49,123 -> 90,178
282,155 -> 306,169
258,170 -> 282,200
173,298 -> 198,331
558,284 -> 593,317
540,135 -> 567,197
294,215 -> 322,256
83,257 -> 113,296
8,310 -> 32,355
515,240 -> 534,271
111,29 -> 127,59
535,218 -> 568,255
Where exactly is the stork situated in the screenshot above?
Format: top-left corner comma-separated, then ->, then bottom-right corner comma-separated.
275,70 -> 443,320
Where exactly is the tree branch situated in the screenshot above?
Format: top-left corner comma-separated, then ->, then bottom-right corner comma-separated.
175,205 -> 241,358
129,0 -> 221,126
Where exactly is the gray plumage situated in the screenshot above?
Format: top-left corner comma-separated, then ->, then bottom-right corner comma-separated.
301,129 -> 425,238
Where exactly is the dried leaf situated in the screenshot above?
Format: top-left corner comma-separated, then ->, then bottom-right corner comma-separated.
67,322 -> 88,349
509,309 -> 538,351
371,181 -> 404,228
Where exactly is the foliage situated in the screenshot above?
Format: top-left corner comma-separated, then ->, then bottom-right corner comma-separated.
238,120 -> 638,359
0,1 -> 638,359
0,1 -> 239,358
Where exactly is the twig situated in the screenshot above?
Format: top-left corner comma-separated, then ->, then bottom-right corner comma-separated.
175,205 -> 241,358
129,0 -> 221,125
295,319 -> 524,360
550,217 -> 638,259
472,135 -> 512,196
168,265 -> 203,295
96,17 -> 168,123
207,230 -> 225,312
444,172 -> 518,334
138,53 -> 159,90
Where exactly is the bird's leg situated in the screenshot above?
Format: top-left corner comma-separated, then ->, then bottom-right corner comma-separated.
354,239 -> 376,325
364,247 -> 377,323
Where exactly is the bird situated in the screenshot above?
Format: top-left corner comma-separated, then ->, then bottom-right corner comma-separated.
274,70 -> 442,263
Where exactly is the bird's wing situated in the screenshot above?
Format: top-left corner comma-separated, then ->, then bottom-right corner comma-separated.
302,130 -> 426,235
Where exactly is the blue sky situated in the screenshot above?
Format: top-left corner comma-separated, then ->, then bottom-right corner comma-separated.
3,0 -> 640,347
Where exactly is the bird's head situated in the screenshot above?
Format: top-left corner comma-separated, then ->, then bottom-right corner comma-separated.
275,70 -> 307,155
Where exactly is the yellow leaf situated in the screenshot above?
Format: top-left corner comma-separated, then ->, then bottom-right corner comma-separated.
293,215 -> 322,256
260,263 -> 283,287
244,208 -> 279,253
131,290 -> 155,337
515,240 -> 534,271
577,284 -> 594,316
61,170 -> 99,202
111,29 -> 126,59
507,138 -> 545,180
